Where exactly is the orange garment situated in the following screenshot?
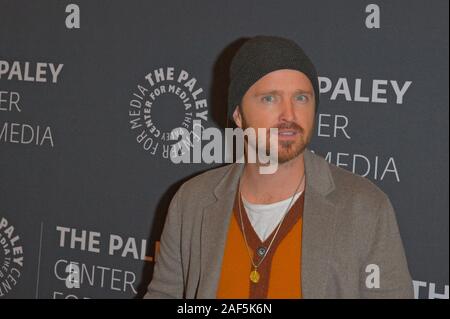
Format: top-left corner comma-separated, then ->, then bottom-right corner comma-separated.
216,190 -> 304,299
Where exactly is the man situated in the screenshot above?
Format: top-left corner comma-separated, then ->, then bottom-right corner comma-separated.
145,35 -> 413,298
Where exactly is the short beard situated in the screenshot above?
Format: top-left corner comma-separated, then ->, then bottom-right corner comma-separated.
277,139 -> 306,164
240,112 -> 310,165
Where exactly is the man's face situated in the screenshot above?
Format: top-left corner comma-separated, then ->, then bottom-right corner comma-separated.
233,69 -> 316,164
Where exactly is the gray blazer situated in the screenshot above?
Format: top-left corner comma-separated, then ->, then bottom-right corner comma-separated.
145,148 -> 414,299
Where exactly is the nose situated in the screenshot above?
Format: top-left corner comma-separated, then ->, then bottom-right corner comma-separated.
279,98 -> 295,122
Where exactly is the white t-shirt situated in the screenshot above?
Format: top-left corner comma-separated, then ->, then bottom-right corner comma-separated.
242,191 -> 303,242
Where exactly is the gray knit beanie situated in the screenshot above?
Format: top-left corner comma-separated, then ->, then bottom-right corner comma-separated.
228,35 -> 319,120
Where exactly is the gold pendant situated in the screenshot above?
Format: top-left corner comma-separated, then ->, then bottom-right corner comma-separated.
250,269 -> 260,283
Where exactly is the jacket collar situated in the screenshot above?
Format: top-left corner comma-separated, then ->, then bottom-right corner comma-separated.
212,148 -> 336,199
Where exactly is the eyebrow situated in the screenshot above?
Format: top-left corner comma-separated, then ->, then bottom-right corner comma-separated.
254,89 -> 314,97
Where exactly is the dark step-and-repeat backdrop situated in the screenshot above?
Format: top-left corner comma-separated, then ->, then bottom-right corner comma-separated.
0,0 -> 448,299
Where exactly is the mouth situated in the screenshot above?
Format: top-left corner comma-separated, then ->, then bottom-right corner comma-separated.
277,130 -> 299,139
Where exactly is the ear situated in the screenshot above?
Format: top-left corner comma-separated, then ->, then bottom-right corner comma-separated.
233,106 -> 243,128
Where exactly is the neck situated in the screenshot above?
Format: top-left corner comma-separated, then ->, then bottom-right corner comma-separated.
240,151 -> 306,204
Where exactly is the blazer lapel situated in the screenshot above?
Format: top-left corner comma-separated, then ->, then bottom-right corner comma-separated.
301,149 -> 337,298
196,163 -> 244,298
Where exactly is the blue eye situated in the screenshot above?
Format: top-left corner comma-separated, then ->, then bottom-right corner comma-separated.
262,95 -> 275,103
296,94 -> 308,102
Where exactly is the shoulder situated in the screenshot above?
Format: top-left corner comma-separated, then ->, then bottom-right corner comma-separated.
175,163 -> 236,202
182,163 -> 234,190
330,161 -> 388,203
309,151 -> 392,216
166,164 -> 237,226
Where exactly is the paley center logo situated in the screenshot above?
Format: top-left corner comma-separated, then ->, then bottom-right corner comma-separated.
128,66 -> 209,159
0,217 -> 24,297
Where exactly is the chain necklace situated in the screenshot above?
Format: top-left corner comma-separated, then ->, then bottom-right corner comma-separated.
237,173 -> 305,284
